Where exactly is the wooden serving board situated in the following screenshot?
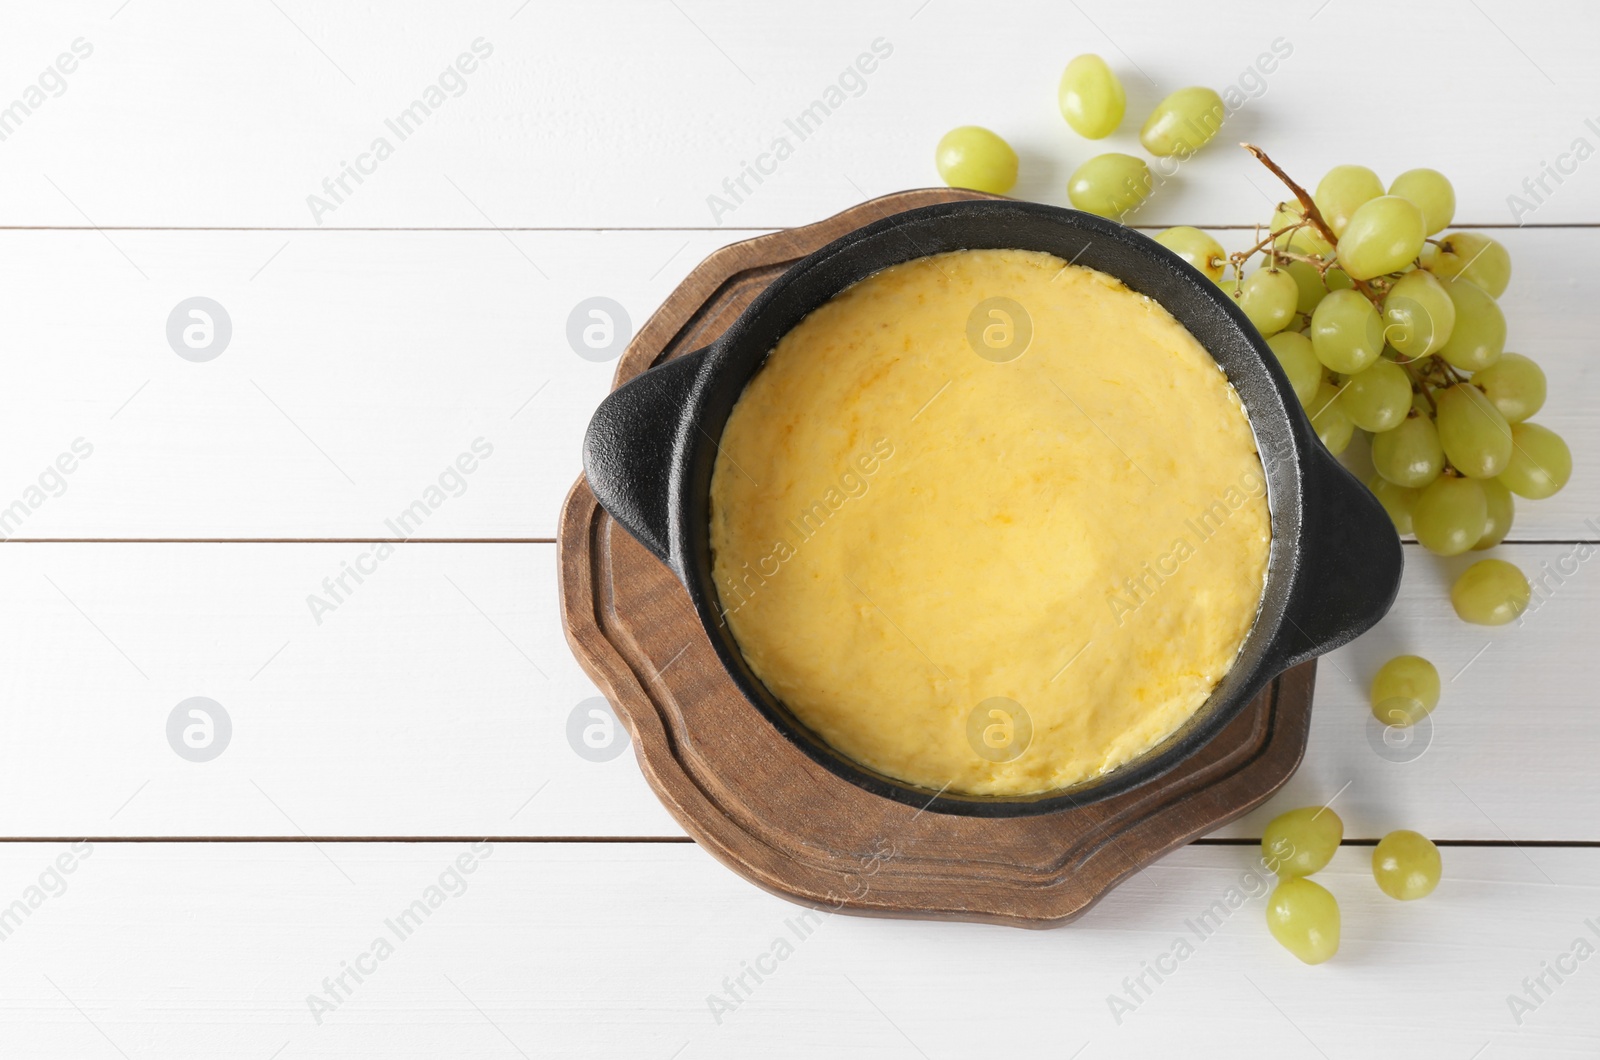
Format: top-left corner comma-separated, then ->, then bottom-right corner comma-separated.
556,188 -> 1317,927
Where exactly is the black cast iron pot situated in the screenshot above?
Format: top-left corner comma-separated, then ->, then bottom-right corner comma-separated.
582,198 -> 1402,817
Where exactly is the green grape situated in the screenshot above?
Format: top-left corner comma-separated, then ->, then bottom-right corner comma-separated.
1372,830 -> 1442,901
1155,226 -> 1225,282
1370,654 -> 1440,728
1236,267 -> 1298,337
1339,359 -> 1411,432
1325,268 -> 1355,294
1367,475 -> 1419,535
1058,54 -> 1126,139
1437,277 -> 1505,371
1140,86 -> 1225,157
1261,806 -> 1343,877
1451,558 -> 1530,625
1382,270 -> 1456,357
1413,473 -> 1487,556
1067,153 -> 1151,218
1436,383 -> 1512,479
1475,477 -> 1515,550
1499,422 -> 1572,499
1338,196 -> 1427,280
1388,168 -> 1456,235
1272,203 -> 1333,257
1314,165 -> 1384,237
1266,878 -> 1341,965
1309,380 -> 1354,455
1474,353 -> 1546,423
1430,231 -> 1512,298
935,126 -> 1018,194
1372,413 -> 1444,488
1285,259 -> 1329,315
1267,331 -> 1321,404
1310,289 -> 1384,373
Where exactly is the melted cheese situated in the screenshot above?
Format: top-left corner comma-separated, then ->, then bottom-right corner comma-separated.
709,249 -> 1271,796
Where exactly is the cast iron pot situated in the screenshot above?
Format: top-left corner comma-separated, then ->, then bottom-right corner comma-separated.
582,199 -> 1402,817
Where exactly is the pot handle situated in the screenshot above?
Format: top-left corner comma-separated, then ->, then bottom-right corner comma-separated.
1274,445 -> 1404,670
581,348 -> 710,574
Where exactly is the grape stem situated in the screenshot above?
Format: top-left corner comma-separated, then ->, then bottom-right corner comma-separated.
1400,362 -> 1438,413
1241,144 -> 1339,249
1229,222 -> 1305,268
1240,142 -> 1386,303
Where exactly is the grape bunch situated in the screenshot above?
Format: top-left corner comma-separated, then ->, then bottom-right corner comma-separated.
1159,152 -> 1571,624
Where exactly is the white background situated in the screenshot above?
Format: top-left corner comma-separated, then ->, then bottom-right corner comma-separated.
2,0 -> 1598,1056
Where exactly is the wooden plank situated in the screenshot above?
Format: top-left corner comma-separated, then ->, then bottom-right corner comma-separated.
0,226 -> 1591,540
0,2 -> 1596,227
0,842 -> 1593,1056
0,541 -> 1591,841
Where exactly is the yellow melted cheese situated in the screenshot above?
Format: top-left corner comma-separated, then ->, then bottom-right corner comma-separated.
709,248 -> 1271,796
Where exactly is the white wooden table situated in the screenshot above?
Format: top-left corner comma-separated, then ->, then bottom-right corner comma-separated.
3,1 -> 1597,1055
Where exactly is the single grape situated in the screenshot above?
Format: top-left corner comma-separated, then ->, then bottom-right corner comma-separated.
1058,54 -> 1126,139
1285,259 -> 1329,315
1261,806 -> 1344,877
1367,475 -> 1419,535
1314,164 -> 1384,236
1388,168 -> 1456,235
1430,231 -> 1512,297
1309,380 -> 1354,455
1067,153 -> 1151,218
1372,413 -> 1444,488
1382,269 -> 1456,357
1436,383 -> 1512,479
1310,289 -> 1384,373
1267,331 -> 1321,404
1140,86 -> 1225,157
1340,359 -> 1411,432
1266,878 -> 1341,965
935,126 -> 1018,194
1413,473 -> 1487,556
1236,267 -> 1299,337
1451,558 -> 1530,625
1372,830 -> 1442,901
1437,277 -> 1506,372
1475,477 -> 1515,550
1370,654 -> 1440,728
1272,203 -> 1334,257
1155,226 -> 1225,283
1473,353 -> 1546,423
1338,195 -> 1427,280
1499,422 -> 1572,499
